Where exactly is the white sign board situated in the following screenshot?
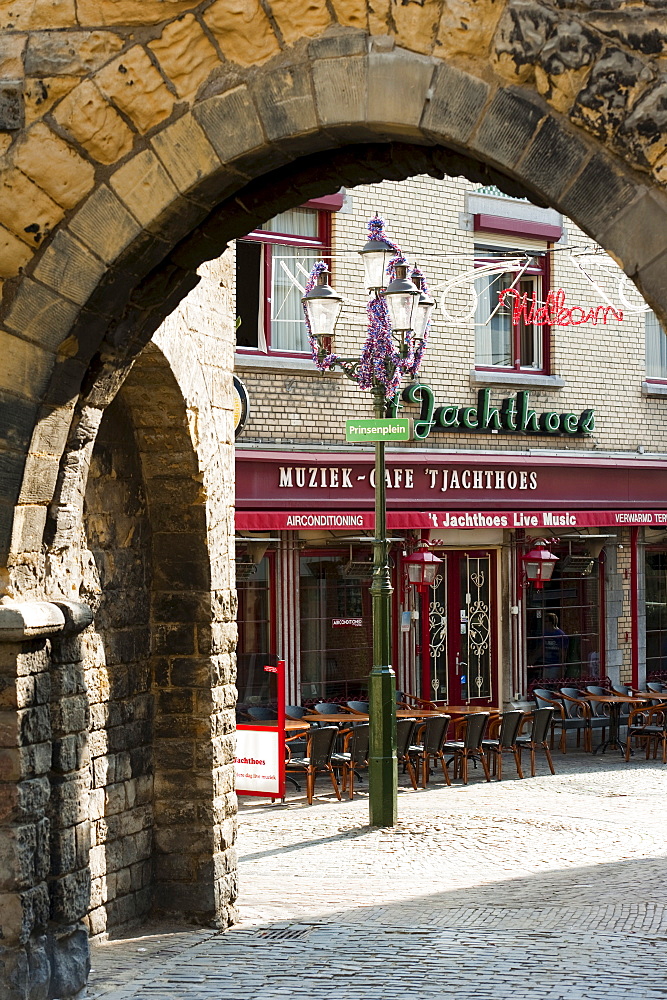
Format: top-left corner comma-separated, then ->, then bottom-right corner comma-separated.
235,726 -> 282,797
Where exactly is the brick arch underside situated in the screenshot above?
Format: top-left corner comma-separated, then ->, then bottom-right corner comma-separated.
5,42 -> 667,569
81,342 -> 232,935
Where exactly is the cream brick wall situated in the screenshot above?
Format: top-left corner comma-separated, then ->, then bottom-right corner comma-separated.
233,174 -> 664,458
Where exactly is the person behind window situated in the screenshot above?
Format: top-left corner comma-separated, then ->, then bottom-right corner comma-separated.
542,613 -> 569,678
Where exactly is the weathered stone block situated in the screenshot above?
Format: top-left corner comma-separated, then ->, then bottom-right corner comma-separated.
49,869 -> 91,924
473,87 -> 546,170
68,184 -> 144,265
312,54 -> 369,132
367,49 -> 435,133
149,14 -> 219,102
32,230 -> 106,307
194,86 -> 267,166
14,122 -> 95,210
53,78 -> 134,165
0,80 -> 23,131
150,112 -> 226,207
559,153 -> 637,237
0,167 -> 64,248
420,61 -> 490,145
25,29 -> 124,76
50,694 -> 90,736
96,46 -> 175,135
598,190 -> 667,276
0,222 -> 33,277
203,0 -> 281,66
251,61 -> 318,144
48,773 -> 88,827
47,922 -> 90,999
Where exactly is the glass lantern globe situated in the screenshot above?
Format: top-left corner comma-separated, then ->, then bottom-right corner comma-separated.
302,270 -> 343,354
359,237 -> 394,291
522,541 -> 558,590
404,546 -> 443,591
385,264 -> 420,332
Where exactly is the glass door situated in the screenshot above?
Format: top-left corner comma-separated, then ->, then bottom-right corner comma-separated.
428,550 -> 497,706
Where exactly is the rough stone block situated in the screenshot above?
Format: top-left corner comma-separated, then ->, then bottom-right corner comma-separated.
53,78 -> 134,165
193,86 -> 267,165
309,30 -> 367,59
203,0 -> 280,66
269,0 -> 331,44
48,774 -> 89,827
597,190 -> 667,276
0,167 -> 64,249
149,112 -> 228,208
0,222 -> 33,277
516,114 -> 590,207
14,122 -> 95,210
149,14 -> 219,101
0,80 -> 23,131
68,184 -> 144,265
47,922 -> 90,998
473,87 -> 546,170
421,61 -> 490,145
367,49 -> 435,133
559,153 -> 637,238
110,148 -> 180,231
25,29 -> 124,76
312,54 -> 369,132
251,61 -> 318,143
32,230 -> 106,307
96,46 -> 174,134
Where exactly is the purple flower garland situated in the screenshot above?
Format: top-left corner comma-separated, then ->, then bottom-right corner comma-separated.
303,216 -> 432,398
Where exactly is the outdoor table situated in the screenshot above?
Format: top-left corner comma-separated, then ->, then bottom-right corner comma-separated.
586,693 -> 647,754
303,712 -> 363,724
249,719 -> 311,732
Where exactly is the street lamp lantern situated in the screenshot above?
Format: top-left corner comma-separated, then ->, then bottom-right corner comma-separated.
304,217 -> 436,827
384,263 -> 420,334
301,268 -> 343,358
412,271 -> 436,342
522,540 -> 559,590
359,232 -> 395,290
404,545 -> 443,591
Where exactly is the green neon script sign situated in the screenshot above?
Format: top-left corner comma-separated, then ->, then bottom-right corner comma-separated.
346,418 -> 413,442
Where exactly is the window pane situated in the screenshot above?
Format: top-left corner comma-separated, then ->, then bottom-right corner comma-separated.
299,554 -> 372,703
270,244 -> 317,352
236,241 -> 262,349
518,276 -> 541,370
475,272 -> 512,367
526,546 -> 600,687
646,550 -> 667,678
260,207 -> 318,238
646,310 -> 667,379
236,557 -> 273,708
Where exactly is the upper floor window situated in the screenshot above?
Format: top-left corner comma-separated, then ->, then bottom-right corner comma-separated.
474,244 -> 549,373
646,310 -> 667,381
236,206 -> 331,356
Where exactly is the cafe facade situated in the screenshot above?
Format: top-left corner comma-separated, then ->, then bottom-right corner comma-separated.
231,173 -> 667,712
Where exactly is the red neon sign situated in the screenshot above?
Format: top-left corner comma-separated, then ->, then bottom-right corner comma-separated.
499,287 -> 624,327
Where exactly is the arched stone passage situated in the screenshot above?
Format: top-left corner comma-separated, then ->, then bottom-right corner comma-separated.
0,19 -> 666,569
45,336 -> 235,956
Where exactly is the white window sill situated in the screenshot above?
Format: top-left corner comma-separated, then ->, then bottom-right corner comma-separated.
642,381 -> 667,397
234,353 -> 341,375
470,370 -> 565,390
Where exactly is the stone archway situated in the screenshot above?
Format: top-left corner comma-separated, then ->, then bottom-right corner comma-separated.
0,11 -> 665,570
1,7 -> 667,996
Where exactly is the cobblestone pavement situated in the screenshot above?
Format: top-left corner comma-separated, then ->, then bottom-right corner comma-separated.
88,747 -> 667,1000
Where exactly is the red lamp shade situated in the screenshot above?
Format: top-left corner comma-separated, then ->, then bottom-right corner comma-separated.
404,547 -> 443,591
522,541 -> 558,590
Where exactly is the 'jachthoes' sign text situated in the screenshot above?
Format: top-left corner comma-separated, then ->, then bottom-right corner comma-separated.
389,385 -> 595,440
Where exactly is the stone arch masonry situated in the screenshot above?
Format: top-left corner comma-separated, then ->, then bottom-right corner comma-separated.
0,3 -> 666,997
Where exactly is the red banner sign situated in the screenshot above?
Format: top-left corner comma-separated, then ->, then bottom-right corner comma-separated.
235,509 -> 667,531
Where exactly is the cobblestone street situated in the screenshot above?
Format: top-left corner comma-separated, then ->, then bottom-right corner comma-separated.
87,749 -> 667,1000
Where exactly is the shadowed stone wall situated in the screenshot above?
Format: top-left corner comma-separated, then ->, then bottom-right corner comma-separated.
83,395 -> 154,938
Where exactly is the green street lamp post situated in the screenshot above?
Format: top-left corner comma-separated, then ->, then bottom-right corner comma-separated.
302,221 -> 435,827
